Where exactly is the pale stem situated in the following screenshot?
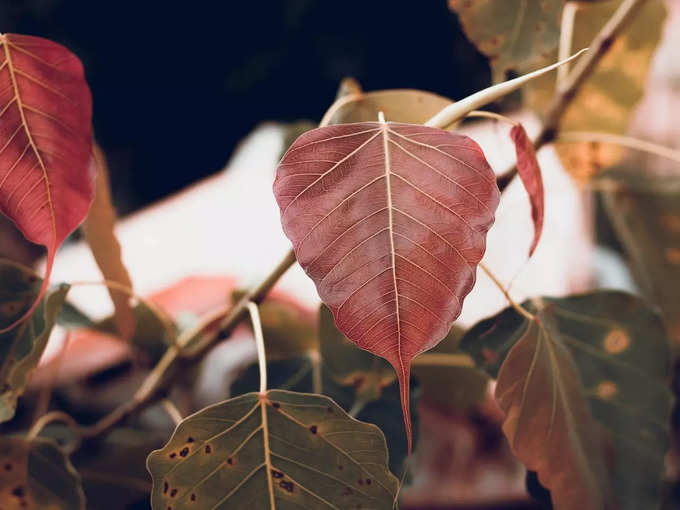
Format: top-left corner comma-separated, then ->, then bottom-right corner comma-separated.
479,263 -> 535,321
465,110 -> 517,126
557,131 -> 680,165
557,2 -> 578,89
247,301 -> 267,395
307,349 -> 322,395
161,399 -> 183,426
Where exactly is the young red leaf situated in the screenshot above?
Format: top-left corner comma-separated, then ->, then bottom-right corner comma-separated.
0,34 -> 94,332
510,123 -> 544,256
273,121 -> 500,454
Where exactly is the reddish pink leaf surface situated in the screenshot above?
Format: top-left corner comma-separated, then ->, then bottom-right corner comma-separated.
274,121 -> 500,451
0,34 -> 93,332
510,124 -> 544,256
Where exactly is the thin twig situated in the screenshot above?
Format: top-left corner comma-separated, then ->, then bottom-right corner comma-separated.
465,110 -> 517,126
496,0 -> 648,191
557,2 -> 578,88
479,263 -> 535,322
557,131 -> 680,164
161,399 -> 183,426
247,301 -> 267,395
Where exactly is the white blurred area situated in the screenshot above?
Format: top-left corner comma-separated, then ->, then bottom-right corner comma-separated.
38,111 -> 594,366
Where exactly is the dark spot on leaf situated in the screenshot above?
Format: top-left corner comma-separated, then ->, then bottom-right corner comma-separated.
170,489 -> 178,498
309,425 -> 318,434
166,507 -> 172,510
227,457 -> 234,465
365,478 -> 371,485
169,452 -> 176,459
271,469 -> 284,479
12,486 -> 24,497
179,447 -> 189,457
279,480 -> 295,493
4,463 -> 11,471
204,444 -> 212,454
163,481 -> 168,494
187,437 -> 194,443
190,493 -> 196,502
272,402 -> 280,409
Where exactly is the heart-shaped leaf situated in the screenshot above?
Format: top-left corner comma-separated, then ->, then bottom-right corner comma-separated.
0,436 -> 85,509
0,260 -> 70,422
449,0 -> 563,82
510,123 -> 544,256
0,33 -> 93,332
458,291 -> 673,510
147,390 -> 399,509
273,121 -> 500,453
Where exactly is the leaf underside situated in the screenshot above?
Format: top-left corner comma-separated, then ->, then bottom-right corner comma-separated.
0,33 -> 93,330
458,291 -> 672,510
273,121 -> 500,451
147,390 -> 399,510
0,436 -> 85,509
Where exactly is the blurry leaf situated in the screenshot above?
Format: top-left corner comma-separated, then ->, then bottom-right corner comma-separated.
449,0 -> 563,82
0,261 -> 69,422
0,436 -> 85,509
56,301 -> 97,330
598,170 -> 680,347
459,291 -> 672,510
147,390 -> 399,509
511,123 -> 545,256
524,0 -> 667,180
412,326 -> 489,410
233,290 -> 317,359
231,357 -> 314,396
81,144 -> 135,340
322,89 -> 453,125
319,304 -> 394,392
274,121 -> 500,455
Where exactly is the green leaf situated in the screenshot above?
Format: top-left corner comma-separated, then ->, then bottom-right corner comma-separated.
449,0 -> 563,82
597,169 -> 680,347
0,261 -> 70,423
147,390 -> 399,509
524,0 -> 667,180
458,291 -> 673,510
0,436 -> 85,509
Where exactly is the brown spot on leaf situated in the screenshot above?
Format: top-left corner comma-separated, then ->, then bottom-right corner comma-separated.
187,437 -> 194,443
179,447 -> 189,457
204,444 -> 212,454
163,481 -> 169,494
227,457 -> 234,465
604,329 -> 630,354
365,478 -> 371,485
170,489 -> 178,498
309,425 -> 318,434
190,493 -> 196,502
271,469 -> 284,479
272,402 -> 280,409
12,486 -> 24,498
279,480 -> 295,493
597,381 -> 618,399
169,452 -> 176,459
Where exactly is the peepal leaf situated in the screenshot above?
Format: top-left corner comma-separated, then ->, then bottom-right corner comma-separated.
449,0 -> 563,82
458,291 -> 672,510
510,123 -> 544,256
147,390 -> 399,509
273,121 -> 500,452
0,33 -> 93,332
0,436 -> 85,509
0,260 -> 69,422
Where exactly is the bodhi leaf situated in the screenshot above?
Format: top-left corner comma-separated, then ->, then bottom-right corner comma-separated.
81,144 -> 135,340
0,34 -> 94,332
524,0 -> 667,181
510,123 -> 544,256
0,436 -> 85,509
448,0 -> 563,82
458,291 -> 673,510
321,89 -> 453,127
0,260 -> 69,422
147,390 -> 399,509
273,121 -> 500,453
597,169 -> 680,347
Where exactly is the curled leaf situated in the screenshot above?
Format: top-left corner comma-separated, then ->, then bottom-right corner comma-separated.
0,34 -> 93,332
510,123 -> 544,256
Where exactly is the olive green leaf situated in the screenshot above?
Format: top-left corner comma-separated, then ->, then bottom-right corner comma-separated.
597,169 -> 680,347
524,0 -> 667,181
449,0 -> 563,82
0,261 -> 70,423
0,436 -> 85,509
147,390 -> 399,509
322,89 -> 453,126
458,291 -> 672,510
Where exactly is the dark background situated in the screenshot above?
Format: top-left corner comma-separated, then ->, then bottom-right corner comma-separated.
1,0 -> 489,214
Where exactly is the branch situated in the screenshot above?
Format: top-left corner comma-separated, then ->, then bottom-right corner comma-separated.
496,0 -> 648,191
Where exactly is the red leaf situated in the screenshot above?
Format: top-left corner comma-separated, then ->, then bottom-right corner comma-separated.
0,34 -> 93,332
510,124 -> 544,256
273,121 -> 500,453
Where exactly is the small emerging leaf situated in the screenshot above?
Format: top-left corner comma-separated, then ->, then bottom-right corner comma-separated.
510,123 -> 544,256
0,260 -> 69,422
147,390 -> 399,509
0,435 -> 85,509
